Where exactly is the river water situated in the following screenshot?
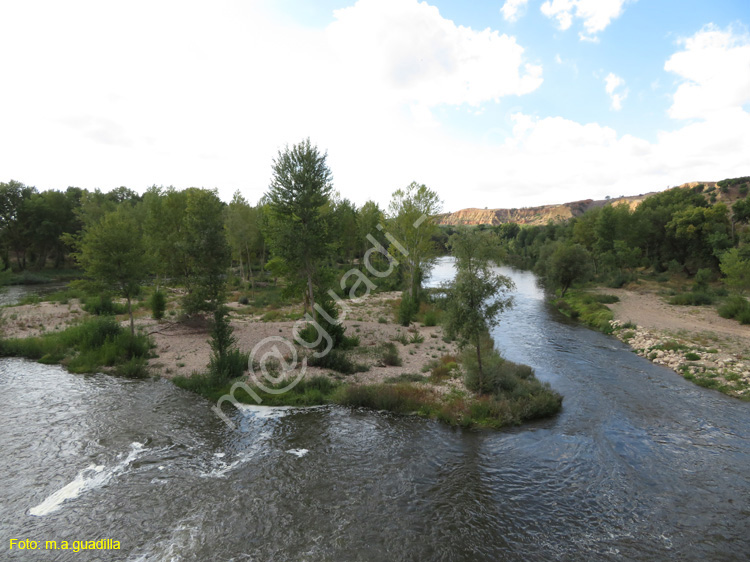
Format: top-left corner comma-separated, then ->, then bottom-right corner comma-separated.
1,258 -> 748,561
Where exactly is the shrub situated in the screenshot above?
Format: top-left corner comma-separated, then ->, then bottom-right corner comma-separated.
308,349 -> 368,375
336,383 -> 432,414
594,294 -> 620,304
668,292 -> 713,306
692,268 -> 712,293
423,309 -> 439,327
430,364 -> 451,381
385,373 -> 425,384
685,352 -> 701,361
381,342 -> 402,366
208,349 -> 248,383
116,356 -> 150,378
238,295 -> 249,305
398,294 -> 419,326
408,331 -> 424,344
150,290 -> 167,320
83,295 -> 127,316
718,295 -> 750,321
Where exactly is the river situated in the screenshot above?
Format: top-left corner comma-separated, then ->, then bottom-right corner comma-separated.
1,258 -> 748,561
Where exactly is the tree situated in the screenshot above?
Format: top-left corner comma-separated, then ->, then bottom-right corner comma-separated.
444,229 -> 514,392
327,195 -> 358,265
544,242 -> 591,297
75,205 -> 147,335
387,182 -> 442,323
182,188 -> 231,313
142,186 -> 188,290
0,180 -> 36,270
720,248 -> 750,295
267,138 -> 333,317
225,190 -> 262,289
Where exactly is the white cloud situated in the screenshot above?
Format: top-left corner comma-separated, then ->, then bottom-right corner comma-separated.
327,0 -> 542,107
541,0 -> 631,40
501,0 -> 529,23
0,2 -> 747,215
604,72 -> 628,110
665,24 -> 750,120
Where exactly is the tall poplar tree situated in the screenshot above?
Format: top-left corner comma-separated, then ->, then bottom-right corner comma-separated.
267,138 -> 333,317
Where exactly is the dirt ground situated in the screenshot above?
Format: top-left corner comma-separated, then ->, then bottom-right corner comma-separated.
145,292 -> 460,384
602,286 -> 750,357
0,292 -> 461,385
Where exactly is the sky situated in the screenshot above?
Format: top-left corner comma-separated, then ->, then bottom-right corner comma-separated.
0,0 -> 748,212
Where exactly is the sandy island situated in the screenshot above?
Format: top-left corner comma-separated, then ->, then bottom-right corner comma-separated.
3,285 -> 748,397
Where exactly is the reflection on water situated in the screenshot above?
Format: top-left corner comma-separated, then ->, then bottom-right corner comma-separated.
1,258 -> 749,561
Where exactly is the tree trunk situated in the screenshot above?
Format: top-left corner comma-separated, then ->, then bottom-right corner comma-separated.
245,244 -> 255,295
127,296 -> 135,336
307,270 -> 316,320
475,335 -> 484,393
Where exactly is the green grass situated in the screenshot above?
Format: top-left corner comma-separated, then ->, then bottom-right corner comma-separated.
174,359 -> 562,430
554,290 -> 615,333
0,316 -> 153,377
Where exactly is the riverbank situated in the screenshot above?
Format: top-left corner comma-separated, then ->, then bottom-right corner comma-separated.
556,284 -> 750,399
0,287 -> 562,429
604,286 -> 750,399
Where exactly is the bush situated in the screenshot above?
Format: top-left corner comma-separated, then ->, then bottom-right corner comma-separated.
408,331 -> 424,344
336,383 -> 432,414
607,272 -> 633,289
381,342 -> 402,366
238,295 -> 250,305
308,349 -> 368,375
83,295 -> 127,316
718,294 -> 750,320
385,373 -> 425,384
208,349 -> 248,383
398,293 -> 419,326
116,356 -> 150,378
692,268 -> 712,293
150,290 -> 167,320
422,309 -> 439,327
594,294 -> 620,304
668,292 -> 713,306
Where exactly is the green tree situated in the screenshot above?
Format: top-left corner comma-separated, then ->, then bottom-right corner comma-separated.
720,248 -> 750,295
182,188 -> 231,313
75,205 -> 147,335
225,190 -> 262,289
444,229 -> 514,392
0,180 -> 36,270
327,195 -> 358,265
267,138 -> 334,317
142,186 -> 188,290
544,242 -> 591,297
387,182 -> 442,323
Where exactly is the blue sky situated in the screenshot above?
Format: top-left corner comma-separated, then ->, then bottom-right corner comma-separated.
1,0 -> 748,210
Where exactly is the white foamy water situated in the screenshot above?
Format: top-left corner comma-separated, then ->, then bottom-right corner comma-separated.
236,404 -> 295,418
29,442 -> 145,516
286,448 -> 309,457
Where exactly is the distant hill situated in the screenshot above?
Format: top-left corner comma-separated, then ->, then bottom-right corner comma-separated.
435,182 -> 721,227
